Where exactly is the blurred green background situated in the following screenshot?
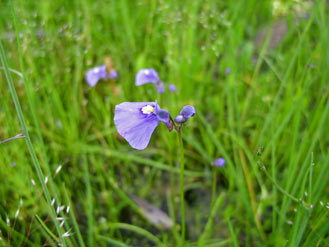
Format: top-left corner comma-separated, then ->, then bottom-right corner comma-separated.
1,0 -> 329,246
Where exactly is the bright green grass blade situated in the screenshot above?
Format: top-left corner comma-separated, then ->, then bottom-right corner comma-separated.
35,214 -> 58,242
62,186 -> 86,247
103,222 -> 164,247
98,235 -> 132,247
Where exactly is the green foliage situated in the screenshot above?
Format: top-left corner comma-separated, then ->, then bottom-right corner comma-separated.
0,0 -> 328,246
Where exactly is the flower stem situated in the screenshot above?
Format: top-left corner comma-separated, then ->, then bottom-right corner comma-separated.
177,130 -> 185,246
211,166 -> 217,207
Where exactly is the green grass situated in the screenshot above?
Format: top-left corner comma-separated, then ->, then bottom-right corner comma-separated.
1,0 -> 329,246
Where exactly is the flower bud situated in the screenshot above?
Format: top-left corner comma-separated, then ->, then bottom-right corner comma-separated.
174,115 -> 185,123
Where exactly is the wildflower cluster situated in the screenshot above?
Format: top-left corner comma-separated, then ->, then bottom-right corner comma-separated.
85,63 -> 190,149
85,63 -> 223,168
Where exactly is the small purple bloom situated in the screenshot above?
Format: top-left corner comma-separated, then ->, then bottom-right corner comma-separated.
114,101 -> 170,150
168,84 -> 177,93
135,68 -> 160,86
213,158 -> 225,167
225,68 -> 231,75
180,105 -> 196,119
86,65 -> 107,87
108,70 -> 118,79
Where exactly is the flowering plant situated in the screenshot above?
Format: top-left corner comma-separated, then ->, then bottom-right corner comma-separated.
114,101 -> 195,150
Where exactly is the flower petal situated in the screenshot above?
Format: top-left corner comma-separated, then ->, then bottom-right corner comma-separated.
86,65 -> 107,87
114,102 -> 160,150
108,70 -> 118,79
135,68 -> 160,86
157,82 -> 165,94
156,109 -> 170,125
154,100 -> 170,125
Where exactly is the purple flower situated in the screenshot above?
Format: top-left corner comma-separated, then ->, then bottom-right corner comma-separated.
135,68 -> 165,94
86,65 -> 107,87
135,68 -> 160,86
86,65 -> 118,87
168,84 -> 177,93
213,158 -> 225,167
225,68 -> 231,75
114,101 -> 170,150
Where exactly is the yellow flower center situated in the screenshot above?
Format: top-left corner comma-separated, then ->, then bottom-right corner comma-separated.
142,105 -> 155,114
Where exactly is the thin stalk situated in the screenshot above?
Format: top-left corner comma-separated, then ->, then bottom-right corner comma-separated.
271,125 -> 277,232
166,191 -> 180,243
103,223 -> 164,247
166,132 -> 179,243
0,133 -> 25,144
177,130 -> 185,246
238,149 -> 265,240
62,186 -> 86,247
0,41 -> 66,246
198,193 -> 224,247
308,152 -> 314,205
211,166 -> 217,207
83,155 -> 94,247
262,165 -> 299,202
258,162 -> 310,211
0,66 -> 23,77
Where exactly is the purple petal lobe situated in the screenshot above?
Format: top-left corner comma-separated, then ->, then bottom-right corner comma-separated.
213,158 -> 225,167
180,105 -> 196,119
168,84 -> 177,93
156,109 -> 170,125
135,68 -> 160,86
114,102 -> 160,150
86,65 -> 107,87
